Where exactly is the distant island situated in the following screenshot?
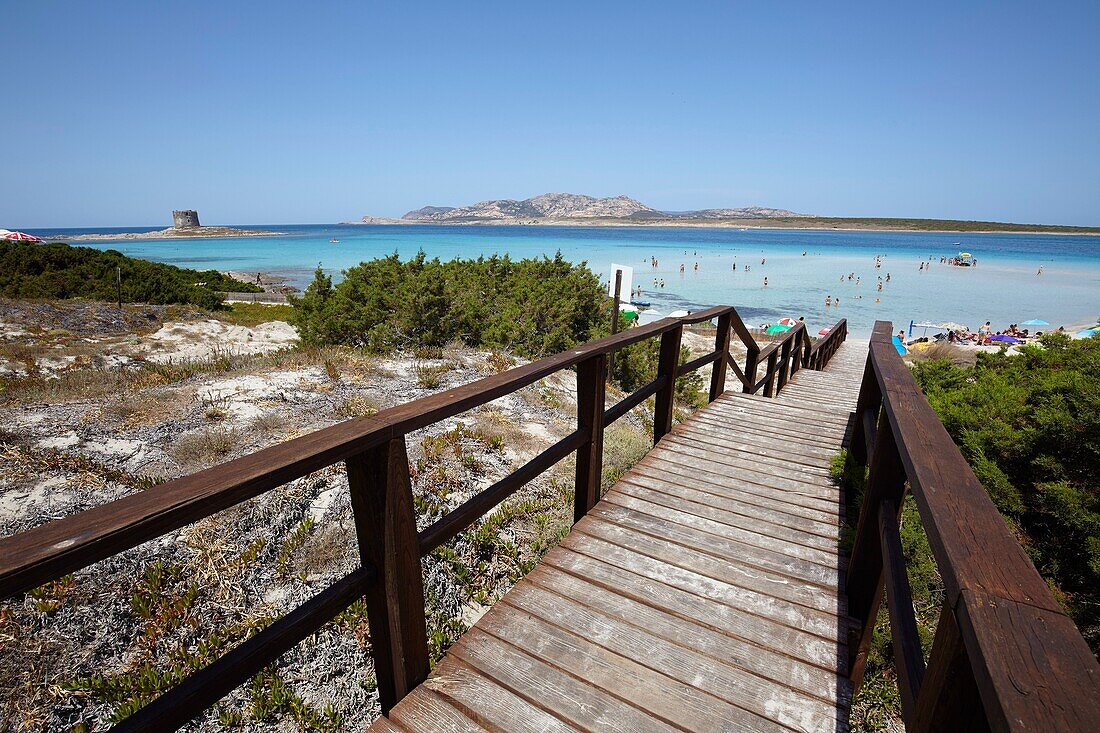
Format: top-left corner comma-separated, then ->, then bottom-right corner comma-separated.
349,192 -> 1100,234
62,209 -> 284,241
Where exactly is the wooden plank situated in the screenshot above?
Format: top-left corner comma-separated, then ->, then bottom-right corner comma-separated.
387,687 -> 489,732
629,453 -> 841,513
448,626 -> 677,733
419,656 -> 579,733
714,394 -> 855,425
614,477 -> 840,547
347,439 -> 429,712
365,716 -> 409,733
540,546 -> 845,672
480,599 -> 776,732
503,580 -> 838,732
527,563 -> 850,706
668,420 -> 840,460
624,460 -> 841,526
562,529 -> 843,642
602,490 -> 839,570
678,411 -> 848,450
656,432 -> 840,480
676,407 -> 850,446
662,431 -> 840,472
574,514 -> 843,616
637,453 -> 841,505
588,502 -> 840,590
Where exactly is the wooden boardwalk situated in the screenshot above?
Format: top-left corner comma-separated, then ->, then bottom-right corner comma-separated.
370,342 -> 868,733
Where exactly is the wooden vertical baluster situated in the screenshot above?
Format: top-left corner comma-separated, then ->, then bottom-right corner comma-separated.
653,323 -> 682,442
914,602 -> 990,732
849,351 -> 883,466
879,498 -> 926,725
776,337 -> 793,394
574,353 -> 608,522
846,410 -> 906,688
607,270 -> 623,377
346,438 -> 429,713
762,348 -> 779,397
742,343 -> 760,394
709,312 -> 732,402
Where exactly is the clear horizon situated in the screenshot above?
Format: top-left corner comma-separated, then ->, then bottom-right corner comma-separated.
2,1 -> 1098,228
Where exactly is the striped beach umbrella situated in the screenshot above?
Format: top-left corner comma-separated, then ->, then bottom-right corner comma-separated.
778,317 -> 799,327
1,230 -> 43,242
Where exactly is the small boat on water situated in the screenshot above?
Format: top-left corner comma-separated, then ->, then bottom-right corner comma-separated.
329,238 -> 340,243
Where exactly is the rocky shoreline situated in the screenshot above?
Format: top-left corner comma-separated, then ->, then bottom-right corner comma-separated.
59,225 -> 285,242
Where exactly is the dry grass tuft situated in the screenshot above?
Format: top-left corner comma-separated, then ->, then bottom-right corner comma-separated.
171,427 -> 239,466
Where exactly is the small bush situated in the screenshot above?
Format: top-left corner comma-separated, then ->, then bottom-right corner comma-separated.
415,362 -> 456,389
171,427 -> 238,465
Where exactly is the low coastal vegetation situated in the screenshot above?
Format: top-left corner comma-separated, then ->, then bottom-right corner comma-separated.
0,240 -> 259,310
289,251 -> 607,357
837,333 -> 1099,729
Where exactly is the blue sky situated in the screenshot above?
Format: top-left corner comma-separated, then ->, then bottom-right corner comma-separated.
2,1 -> 1098,227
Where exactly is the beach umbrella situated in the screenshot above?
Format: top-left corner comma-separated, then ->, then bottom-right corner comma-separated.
1075,329 -> 1099,338
778,317 -> 799,327
668,309 -> 690,318
892,336 -> 907,355
1,230 -> 43,242
989,334 -> 1022,344
959,252 -> 972,258
765,324 -> 792,335
938,322 -> 967,332
1021,319 -> 1049,327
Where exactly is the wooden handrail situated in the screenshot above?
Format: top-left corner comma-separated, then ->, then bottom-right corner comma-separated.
0,304 -> 850,730
846,320 -> 1100,731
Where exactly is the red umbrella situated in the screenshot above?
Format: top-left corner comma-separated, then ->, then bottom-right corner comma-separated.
778,317 -> 799,327
1,230 -> 43,242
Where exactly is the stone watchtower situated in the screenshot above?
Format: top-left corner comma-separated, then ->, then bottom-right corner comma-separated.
172,210 -> 201,229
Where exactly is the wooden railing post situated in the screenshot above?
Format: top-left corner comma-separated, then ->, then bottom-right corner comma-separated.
913,602 -> 989,732
709,312 -> 732,402
653,323 -> 683,443
346,437 -> 429,713
846,409 -> 906,687
574,353 -> 608,522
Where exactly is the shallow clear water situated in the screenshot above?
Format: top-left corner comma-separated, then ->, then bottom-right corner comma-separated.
27,224 -> 1100,336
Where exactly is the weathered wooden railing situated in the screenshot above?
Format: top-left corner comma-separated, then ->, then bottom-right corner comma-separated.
846,321 -> 1099,731
0,305 -> 846,731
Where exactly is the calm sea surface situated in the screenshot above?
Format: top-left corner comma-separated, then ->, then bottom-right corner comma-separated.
27,224 -> 1100,336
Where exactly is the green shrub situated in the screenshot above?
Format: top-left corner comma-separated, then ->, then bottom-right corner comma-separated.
0,240 -> 259,308
289,251 -> 608,358
912,333 -> 1100,649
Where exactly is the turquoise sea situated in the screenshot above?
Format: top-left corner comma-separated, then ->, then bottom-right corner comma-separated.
27,224 -> 1100,337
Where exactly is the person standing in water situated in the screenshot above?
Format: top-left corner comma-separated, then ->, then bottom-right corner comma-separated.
763,277 -> 768,287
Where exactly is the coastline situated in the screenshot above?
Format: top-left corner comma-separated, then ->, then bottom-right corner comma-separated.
60,226 -> 286,242
341,218 -> 1100,236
